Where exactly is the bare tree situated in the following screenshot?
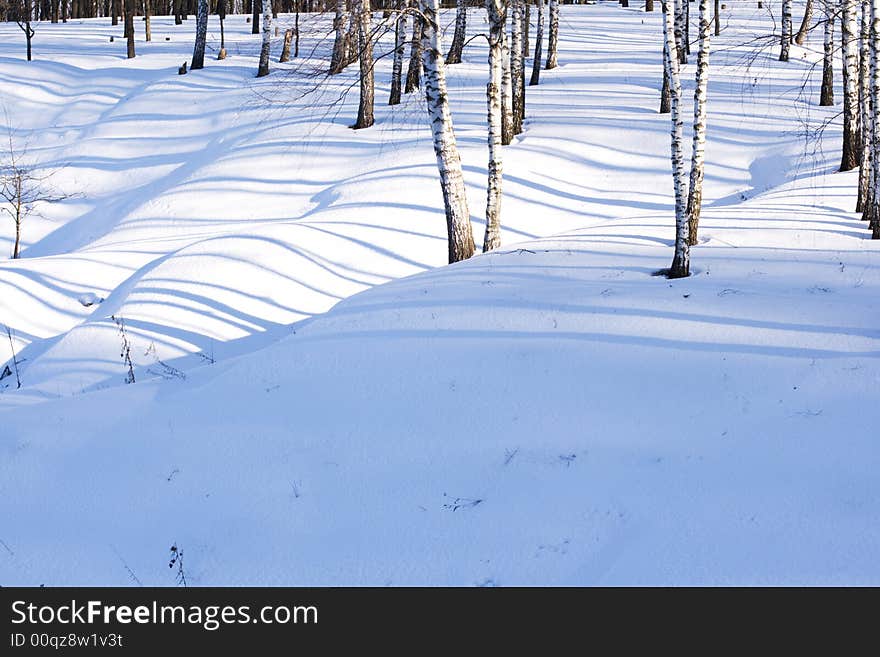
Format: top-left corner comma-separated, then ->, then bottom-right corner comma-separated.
330,0 -> 349,74
484,0 -> 506,251
819,0 -> 834,106
501,9 -> 514,144
218,0 -> 228,60
858,0 -> 872,211
390,0 -> 407,105
781,0 -> 793,61
191,0 -> 208,69
661,0 -> 689,278
529,0 -> 544,85
545,0 -> 558,70
144,0 -> 151,42
405,6 -> 423,93
354,0 -> 375,128
510,0 -> 525,134
447,0 -> 467,64
124,0 -> 136,58
796,0 -> 813,44
257,0 -> 273,76
840,0 -> 861,171
687,0 -> 711,246
418,0 -> 475,262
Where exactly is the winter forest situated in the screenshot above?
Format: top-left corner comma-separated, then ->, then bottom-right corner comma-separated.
0,0 -> 878,586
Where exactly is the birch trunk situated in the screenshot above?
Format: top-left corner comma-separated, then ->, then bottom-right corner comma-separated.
795,0 -> 812,45
840,0 -> 861,171
389,1 -> 406,105
510,0 -> 525,134
662,0 -> 689,278
819,0 -> 834,106
529,0 -> 544,86
191,0 -> 208,69
870,0 -> 880,237
419,0 -> 475,262
405,8 -> 423,93
257,0 -> 272,76
330,0 -> 348,74
660,50 -> 670,113
858,0 -> 872,212
687,0 -> 711,246
144,0 -> 151,41
447,0 -> 467,64
484,0 -> 505,251
354,0 -> 375,128
675,0 -> 686,64
780,0 -> 792,61
545,0 -> 558,70
713,0 -> 719,36
501,12 -> 514,145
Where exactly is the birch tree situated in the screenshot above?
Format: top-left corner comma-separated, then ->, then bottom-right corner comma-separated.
529,0 -> 544,86
125,0 -> 136,58
687,0 -> 711,246
780,0 -> 792,61
191,0 -> 208,69
257,0 -> 273,77
330,0 -> 349,74
484,0 -> 506,251
675,0 -> 687,64
447,0 -> 467,64
819,0 -> 834,106
389,0 -> 407,105
510,0 -> 525,134
840,0 -> 861,171
501,13 -> 514,145
545,0 -> 558,70
868,0 -> 880,238
405,8 -> 423,93
795,0 -> 813,44
354,0 -> 375,128
662,0 -> 689,278
858,0 -> 872,211
419,0 -> 475,262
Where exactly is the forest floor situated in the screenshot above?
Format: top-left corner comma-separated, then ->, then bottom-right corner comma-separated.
1,2 -> 878,585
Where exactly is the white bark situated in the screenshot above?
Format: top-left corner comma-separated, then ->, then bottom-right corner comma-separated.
687,0 -> 711,246
330,0 -> 348,74
419,0 -> 476,262
447,0 -> 467,64
870,0 -> 880,236
662,0 -> 689,277
389,2 -> 406,105
781,0 -> 793,61
858,0 -> 872,211
501,11 -> 514,145
257,0 -> 272,76
840,0 -> 861,171
819,0 -> 834,105
510,0 -> 524,134
484,0 -> 505,252
546,0 -> 558,70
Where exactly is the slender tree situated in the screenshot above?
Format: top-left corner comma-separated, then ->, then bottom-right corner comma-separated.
510,0 -> 525,133
687,0 -> 711,246
405,7 -> 423,93
529,0 -> 544,85
418,0 -> 475,262
819,0 -> 834,106
840,0 -> 861,171
545,0 -> 558,69
389,0 -> 407,105
218,0 -> 227,60
713,0 -> 719,36
858,0 -> 872,212
191,0 -> 208,69
780,0 -> 793,61
484,0 -> 506,251
330,0 -> 349,73
869,0 -> 880,237
257,0 -> 272,76
447,0 -> 467,64
662,0 -> 689,277
501,9 -> 514,144
354,0 -> 375,128
252,0 -> 260,35
795,0 -> 813,44
124,0 -> 136,58
144,0 -> 151,42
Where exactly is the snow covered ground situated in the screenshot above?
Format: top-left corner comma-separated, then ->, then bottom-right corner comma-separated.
1,2 -> 878,585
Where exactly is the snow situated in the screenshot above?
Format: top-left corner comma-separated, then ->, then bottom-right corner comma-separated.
0,3 -> 878,585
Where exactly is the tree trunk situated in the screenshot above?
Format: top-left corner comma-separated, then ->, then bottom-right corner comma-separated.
674,0 -> 687,64
870,0 -> 880,237
144,0 -> 151,42
713,0 -> 719,36
819,0 -> 834,106
405,8 -> 423,93
354,0 -> 374,128
660,57 -> 671,113
330,0 -> 348,73
840,0 -> 861,171
112,0 -> 119,24
662,0 -> 689,278
687,0 -> 711,246
257,0 -> 272,76
446,0 -> 467,64
252,0 -> 260,34
545,0 -> 558,70
858,0 -> 872,212
125,0 -> 135,58
484,0 -> 505,252
523,0 -> 530,57
389,1 -> 406,105
191,0 -> 207,69
501,13 -> 514,145
780,0 -> 792,61
795,0 -> 812,45
529,0 -> 544,85
646,0 -> 654,11
418,0 -> 475,263
280,27 -> 293,62
510,0 -> 525,134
